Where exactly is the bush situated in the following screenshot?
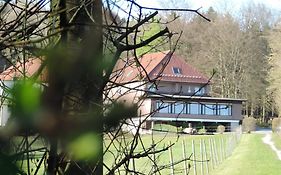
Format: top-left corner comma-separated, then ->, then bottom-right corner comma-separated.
198,126 -> 207,134
216,125 -> 225,134
272,118 -> 281,133
242,116 -> 256,133
153,124 -> 182,133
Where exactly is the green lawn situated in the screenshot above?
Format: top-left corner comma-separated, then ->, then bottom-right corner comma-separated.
104,132 -> 240,174
210,133 -> 281,175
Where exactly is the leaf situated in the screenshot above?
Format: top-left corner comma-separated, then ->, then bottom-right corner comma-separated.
67,133 -> 101,161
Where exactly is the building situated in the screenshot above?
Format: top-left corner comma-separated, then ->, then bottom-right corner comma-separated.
110,51 -> 245,133
0,58 -> 45,126
0,51 -> 245,132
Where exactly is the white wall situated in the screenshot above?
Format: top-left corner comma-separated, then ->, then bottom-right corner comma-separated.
0,81 -> 13,126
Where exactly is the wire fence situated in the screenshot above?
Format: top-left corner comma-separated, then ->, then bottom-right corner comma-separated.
104,129 -> 243,175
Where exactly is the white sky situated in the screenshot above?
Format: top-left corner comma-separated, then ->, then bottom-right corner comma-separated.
138,0 -> 281,12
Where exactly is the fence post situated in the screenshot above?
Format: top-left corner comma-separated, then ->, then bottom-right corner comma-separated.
219,137 -> 223,162
192,140 -> 197,175
203,140 -> 209,175
209,138 -> 214,169
152,139 -> 156,174
169,141 -> 174,175
213,138 -> 219,165
222,137 -> 226,160
182,140 -> 188,175
200,139 -> 204,175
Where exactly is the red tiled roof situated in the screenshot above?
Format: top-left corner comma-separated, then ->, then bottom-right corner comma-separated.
0,58 -> 47,81
1,51 -> 209,85
112,51 -> 170,82
149,53 -> 209,84
113,51 -> 209,84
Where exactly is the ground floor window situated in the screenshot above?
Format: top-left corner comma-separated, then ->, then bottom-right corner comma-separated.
156,101 -> 232,116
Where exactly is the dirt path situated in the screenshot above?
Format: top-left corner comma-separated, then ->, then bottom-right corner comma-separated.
262,133 -> 281,160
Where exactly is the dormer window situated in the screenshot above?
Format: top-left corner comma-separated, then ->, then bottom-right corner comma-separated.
172,67 -> 181,74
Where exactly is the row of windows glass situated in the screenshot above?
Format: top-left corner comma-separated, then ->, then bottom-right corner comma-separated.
156,101 -> 232,116
148,84 -> 206,95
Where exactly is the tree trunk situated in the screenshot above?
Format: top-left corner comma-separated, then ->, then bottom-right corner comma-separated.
46,0 -> 103,174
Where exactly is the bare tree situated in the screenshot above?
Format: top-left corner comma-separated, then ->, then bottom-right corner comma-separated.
0,0 -> 210,174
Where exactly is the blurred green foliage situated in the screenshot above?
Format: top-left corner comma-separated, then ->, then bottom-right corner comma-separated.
104,102 -> 137,131
68,133 -> 100,161
10,80 -> 42,129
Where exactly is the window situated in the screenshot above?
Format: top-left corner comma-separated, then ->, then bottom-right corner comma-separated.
205,104 -> 216,115
188,86 -> 192,93
172,67 -> 182,74
218,104 -> 232,116
157,101 -> 172,113
156,101 -> 232,116
195,87 -> 205,95
148,84 -> 156,92
190,103 -> 199,114
174,103 -> 185,114
200,104 -> 205,115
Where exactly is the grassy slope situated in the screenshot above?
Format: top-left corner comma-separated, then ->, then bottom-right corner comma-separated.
104,133 -> 235,174
210,134 -> 281,175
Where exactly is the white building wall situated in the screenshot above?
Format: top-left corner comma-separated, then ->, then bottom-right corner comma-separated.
0,81 -> 13,126
107,81 -> 154,134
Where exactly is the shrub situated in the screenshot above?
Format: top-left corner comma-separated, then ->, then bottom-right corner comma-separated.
216,125 -> 225,134
198,126 -> 207,134
153,124 -> 182,133
242,116 -> 256,133
272,118 -> 281,133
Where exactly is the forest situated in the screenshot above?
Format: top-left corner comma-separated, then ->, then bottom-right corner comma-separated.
141,2 -> 281,123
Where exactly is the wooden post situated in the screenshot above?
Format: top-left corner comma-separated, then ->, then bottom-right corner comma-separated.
192,140 -> 197,175
219,137 -> 223,162
182,140 -> 188,175
200,139 -> 204,175
213,138 -> 219,165
203,140 -> 209,175
152,139 -> 156,174
209,138 -> 214,169
169,141 -> 174,175
222,137 -> 226,160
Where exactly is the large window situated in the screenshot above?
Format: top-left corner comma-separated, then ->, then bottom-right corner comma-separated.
218,104 -> 232,116
174,103 -> 185,114
190,103 -> 199,114
156,101 -> 232,116
205,104 -> 216,115
157,102 -> 171,113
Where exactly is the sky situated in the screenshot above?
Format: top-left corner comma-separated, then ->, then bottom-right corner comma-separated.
138,0 -> 281,13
